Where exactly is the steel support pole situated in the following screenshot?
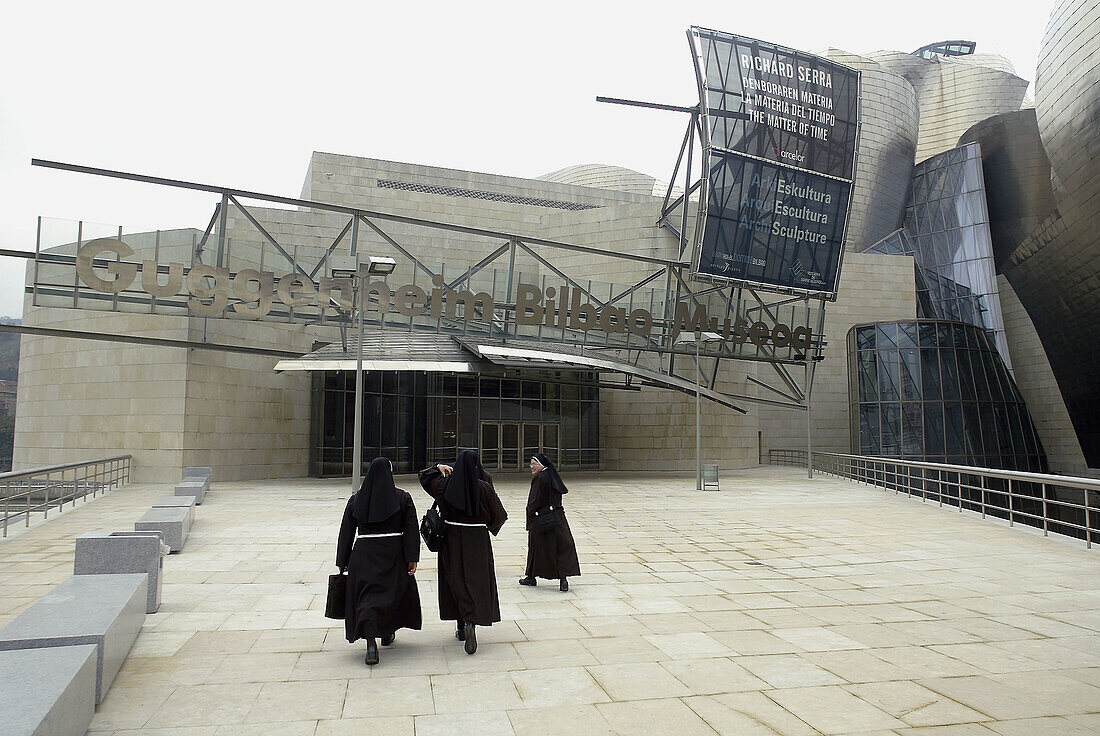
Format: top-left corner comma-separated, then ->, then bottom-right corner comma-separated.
696,337 -> 702,491
352,277 -> 365,493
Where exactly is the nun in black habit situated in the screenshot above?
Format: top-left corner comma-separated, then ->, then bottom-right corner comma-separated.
520,453 -> 581,591
336,457 -> 422,666
418,450 -> 507,655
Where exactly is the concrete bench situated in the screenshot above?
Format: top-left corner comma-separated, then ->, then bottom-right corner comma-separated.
75,531 -> 169,613
183,466 -> 213,484
0,644 -> 98,736
153,494 -> 196,511
135,506 -> 192,553
0,574 -> 147,704
174,479 -> 207,505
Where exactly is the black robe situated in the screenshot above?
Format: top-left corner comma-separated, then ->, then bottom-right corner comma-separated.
524,471 -> 581,580
336,489 -> 422,642
419,467 -> 508,626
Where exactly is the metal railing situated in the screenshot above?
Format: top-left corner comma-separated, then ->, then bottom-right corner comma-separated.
0,456 -> 132,537
769,449 -> 1099,549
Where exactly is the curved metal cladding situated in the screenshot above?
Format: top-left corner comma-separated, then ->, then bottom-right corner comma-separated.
868,51 -> 1030,163
847,320 -> 1048,472
825,50 -> 918,251
958,110 -> 1057,271
995,0 -> 1100,467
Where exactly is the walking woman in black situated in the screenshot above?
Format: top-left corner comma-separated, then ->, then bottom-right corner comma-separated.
419,450 -> 507,654
520,453 -> 580,591
336,457 -> 422,666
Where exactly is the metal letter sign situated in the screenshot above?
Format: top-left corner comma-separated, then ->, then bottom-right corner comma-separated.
688,28 -> 860,299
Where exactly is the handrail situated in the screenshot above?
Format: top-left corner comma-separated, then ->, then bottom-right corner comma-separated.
769,449 -> 1098,550
1,455 -> 132,537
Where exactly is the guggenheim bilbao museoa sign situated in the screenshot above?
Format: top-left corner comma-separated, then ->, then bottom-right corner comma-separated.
688,27 -> 860,299
73,238 -> 813,352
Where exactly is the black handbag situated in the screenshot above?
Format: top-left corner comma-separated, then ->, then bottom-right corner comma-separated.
532,503 -> 562,532
325,572 -> 347,619
420,502 -> 444,552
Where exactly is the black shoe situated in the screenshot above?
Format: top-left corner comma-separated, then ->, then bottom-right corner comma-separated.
365,638 -> 379,666
381,632 -> 395,646
455,623 -> 466,641
560,578 -> 569,592
463,622 -> 477,655
519,576 -> 537,586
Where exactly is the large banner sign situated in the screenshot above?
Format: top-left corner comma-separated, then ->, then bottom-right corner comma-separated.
688,27 -> 860,298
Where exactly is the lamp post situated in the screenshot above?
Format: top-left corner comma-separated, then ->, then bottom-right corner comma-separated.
676,330 -> 722,490
331,255 -> 397,492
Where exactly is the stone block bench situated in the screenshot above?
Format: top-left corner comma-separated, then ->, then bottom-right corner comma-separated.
183,466 -> 213,485
174,479 -> 207,505
75,531 -> 169,613
135,506 -> 192,553
153,494 -> 197,511
0,644 -> 98,736
0,573 -> 147,703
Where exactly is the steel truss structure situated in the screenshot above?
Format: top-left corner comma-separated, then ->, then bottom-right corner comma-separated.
6,158 -> 829,412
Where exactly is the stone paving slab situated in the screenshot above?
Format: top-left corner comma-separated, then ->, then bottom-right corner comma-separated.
0,466 -> 1098,735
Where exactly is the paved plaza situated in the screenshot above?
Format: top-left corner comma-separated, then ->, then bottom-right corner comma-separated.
1,466 -> 1099,735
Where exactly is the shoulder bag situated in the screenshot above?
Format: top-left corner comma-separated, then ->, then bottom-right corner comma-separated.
420,502 -> 444,552
532,503 -> 562,532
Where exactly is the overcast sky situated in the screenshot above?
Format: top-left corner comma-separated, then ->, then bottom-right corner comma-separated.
0,0 -> 1056,319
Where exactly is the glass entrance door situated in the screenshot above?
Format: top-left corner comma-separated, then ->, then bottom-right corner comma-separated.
481,421 -> 560,471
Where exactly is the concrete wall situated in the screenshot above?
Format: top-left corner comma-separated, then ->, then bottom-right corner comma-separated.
14,305 -> 189,484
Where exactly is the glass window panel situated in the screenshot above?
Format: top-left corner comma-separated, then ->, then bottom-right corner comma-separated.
860,404 -> 879,454
458,398 -> 478,450
918,322 -> 938,347
543,425 -> 559,466
325,371 -> 344,390
939,349 -> 959,400
858,353 -> 878,402
902,402 -> 924,456
900,349 -> 921,401
962,402 -> 982,460
501,379 -> 520,399
899,323 -> 918,348
523,424 -> 540,463
365,395 -> 381,450
978,403 -> 998,456
457,375 -> 478,397
993,404 -> 1014,455
501,423 -> 519,470
522,399 -> 540,422
323,390 -> 344,448
880,404 -> 901,456
970,351 -> 990,399
522,381 -> 540,399
944,403 -> 966,456
876,323 -> 898,349
481,423 -> 499,470
956,350 -> 975,401
856,326 -> 876,350
878,350 -> 901,402
543,400 -> 560,422
920,348 -> 941,400
924,402 -> 945,456
544,381 -> 559,399
501,399 -> 521,421
480,377 -> 501,397
382,371 -> 399,394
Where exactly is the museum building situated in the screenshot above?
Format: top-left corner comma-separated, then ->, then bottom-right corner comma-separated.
13,0 -> 1099,483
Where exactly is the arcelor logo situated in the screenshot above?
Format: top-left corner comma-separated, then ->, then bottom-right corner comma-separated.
773,147 -> 806,164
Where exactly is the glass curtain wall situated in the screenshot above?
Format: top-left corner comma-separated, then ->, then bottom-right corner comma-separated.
866,143 -> 1011,367
310,370 -> 599,477
848,320 -> 1047,472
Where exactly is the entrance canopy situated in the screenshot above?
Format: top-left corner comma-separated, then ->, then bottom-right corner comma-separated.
274,332 -> 746,413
